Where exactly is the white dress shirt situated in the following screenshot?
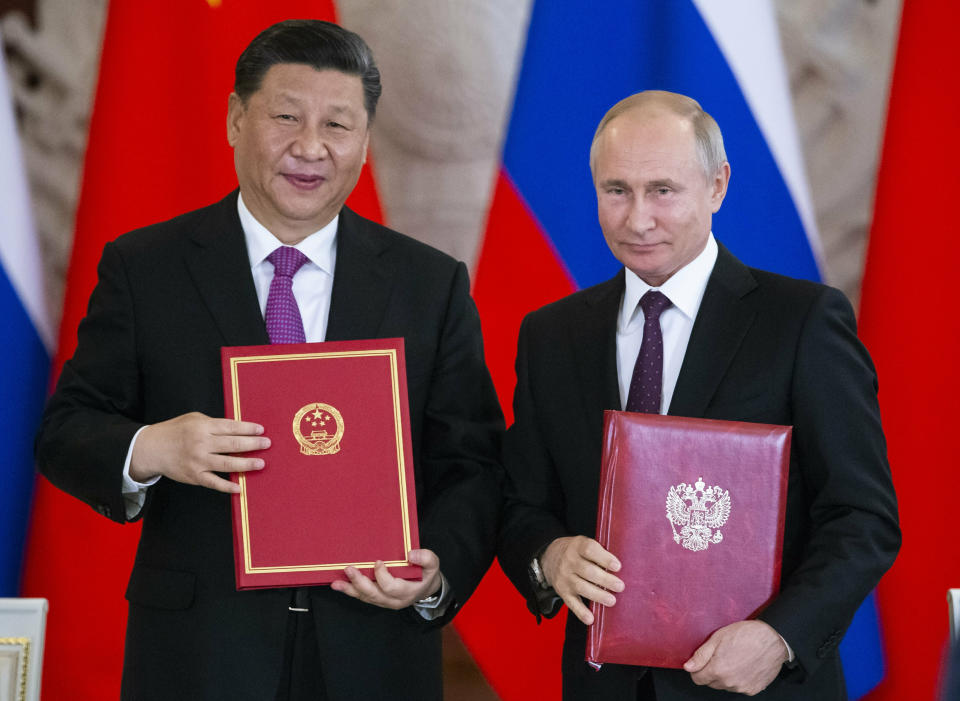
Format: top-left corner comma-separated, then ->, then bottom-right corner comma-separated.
616,234 -> 718,412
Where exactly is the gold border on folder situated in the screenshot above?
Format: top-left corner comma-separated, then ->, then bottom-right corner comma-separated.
230,349 -> 413,575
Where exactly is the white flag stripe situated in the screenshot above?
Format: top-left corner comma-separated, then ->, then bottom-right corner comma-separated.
693,0 -> 824,273
0,35 -> 53,352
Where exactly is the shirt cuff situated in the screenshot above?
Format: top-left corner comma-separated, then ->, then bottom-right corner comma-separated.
413,572 -> 451,620
121,426 -> 159,520
779,633 -> 795,664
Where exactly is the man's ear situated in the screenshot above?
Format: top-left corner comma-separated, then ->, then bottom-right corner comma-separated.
226,92 -> 244,147
710,162 -> 731,214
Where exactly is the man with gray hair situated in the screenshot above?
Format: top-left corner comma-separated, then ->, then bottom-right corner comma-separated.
36,19 -> 502,701
498,90 -> 899,699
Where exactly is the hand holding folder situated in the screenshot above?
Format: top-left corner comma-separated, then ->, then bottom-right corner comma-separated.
540,535 -> 623,625
331,548 -> 441,609
129,412 -> 270,494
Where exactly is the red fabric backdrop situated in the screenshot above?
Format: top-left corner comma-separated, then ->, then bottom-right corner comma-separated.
859,1 -> 960,699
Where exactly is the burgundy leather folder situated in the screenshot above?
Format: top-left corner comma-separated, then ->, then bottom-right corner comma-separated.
586,411 -> 791,668
221,338 -> 421,590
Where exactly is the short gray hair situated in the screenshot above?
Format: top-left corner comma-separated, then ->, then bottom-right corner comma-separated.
589,90 -> 726,181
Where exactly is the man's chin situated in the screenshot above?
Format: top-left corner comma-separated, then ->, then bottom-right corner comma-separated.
625,261 -> 678,287
276,200 -> 338,225
621,254 -> 667,276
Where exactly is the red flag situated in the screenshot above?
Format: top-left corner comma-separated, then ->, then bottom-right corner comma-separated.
471,172 -> 576,413
20,3 -> 382,699
458,173 -> 575,696
858,2 -> 960,699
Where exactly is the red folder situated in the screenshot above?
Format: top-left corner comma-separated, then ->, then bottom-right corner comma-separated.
221,339 -> 421,589
586,411 -> 790,668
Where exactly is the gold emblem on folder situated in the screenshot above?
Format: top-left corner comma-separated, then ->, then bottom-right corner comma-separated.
293,403 -> 344,455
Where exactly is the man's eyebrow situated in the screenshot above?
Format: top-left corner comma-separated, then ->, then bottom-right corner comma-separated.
646,178 -> 683,190
599,178 -> 630,189
270,93 -> 359,114
271,92 -> 304,106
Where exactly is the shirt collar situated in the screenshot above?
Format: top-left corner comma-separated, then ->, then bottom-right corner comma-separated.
237,193 -> 338,275
619,233 -> 719,331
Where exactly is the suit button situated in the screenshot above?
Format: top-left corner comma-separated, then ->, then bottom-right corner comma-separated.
97,504 -> 112,519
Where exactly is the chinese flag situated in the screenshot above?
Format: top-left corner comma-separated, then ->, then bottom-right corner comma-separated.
858,1 -> 960,699
20,3 -> 381,699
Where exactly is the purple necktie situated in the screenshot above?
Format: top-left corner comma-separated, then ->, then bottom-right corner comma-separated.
625,290 -> 673,413
265,246 -> 309,344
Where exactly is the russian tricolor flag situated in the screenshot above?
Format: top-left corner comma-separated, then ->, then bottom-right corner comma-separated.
467,2 -> 885,698
0,34 -> 52,598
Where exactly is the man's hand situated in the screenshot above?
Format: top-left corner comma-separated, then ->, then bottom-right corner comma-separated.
540,535 -> 623,625
331,549 -> 442,610
130,412 -> 269,493
683,620 -> 789,696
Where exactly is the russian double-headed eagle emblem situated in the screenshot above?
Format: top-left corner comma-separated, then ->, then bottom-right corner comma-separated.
665,477 -> 731,552
292,403 -> 344,456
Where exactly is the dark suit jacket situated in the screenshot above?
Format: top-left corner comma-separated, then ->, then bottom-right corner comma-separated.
36,192 -> 504,701
498,244 -> 900,700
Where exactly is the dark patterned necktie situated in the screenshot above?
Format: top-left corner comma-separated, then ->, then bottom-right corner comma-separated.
265,246 -> 309,344
625,290 -> 672,413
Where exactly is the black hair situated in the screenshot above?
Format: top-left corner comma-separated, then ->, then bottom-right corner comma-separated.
234,19 -> 381,120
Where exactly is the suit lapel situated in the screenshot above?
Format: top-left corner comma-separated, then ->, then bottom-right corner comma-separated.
185,192 -> 269,347
325,207 -> 395,341
668,244 -> 758,418
571,271 -> 624,437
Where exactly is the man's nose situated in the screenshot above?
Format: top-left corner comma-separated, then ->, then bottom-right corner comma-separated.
625,198 -> 655,232
290,126 -> 329,160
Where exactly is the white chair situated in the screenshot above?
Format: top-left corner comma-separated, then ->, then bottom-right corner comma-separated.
0,599 -> 48,701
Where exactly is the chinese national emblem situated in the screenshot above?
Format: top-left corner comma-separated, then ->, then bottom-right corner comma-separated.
665,477 -> 731,552
292,403 -> 344,456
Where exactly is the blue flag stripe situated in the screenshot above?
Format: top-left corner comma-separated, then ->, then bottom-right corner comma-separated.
0,32 -> 51,597
0,264 -> 49,595
839,590 -> 886,697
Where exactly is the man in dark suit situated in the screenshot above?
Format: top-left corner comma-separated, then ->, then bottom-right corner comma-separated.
35,20 -> 502,701
497,90 -> 900,699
